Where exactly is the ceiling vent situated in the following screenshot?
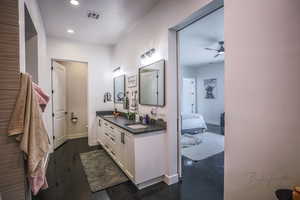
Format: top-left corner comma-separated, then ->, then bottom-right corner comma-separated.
87,10 -> 100,20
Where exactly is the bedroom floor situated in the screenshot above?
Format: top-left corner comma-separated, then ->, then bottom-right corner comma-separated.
181,124 -> 224,200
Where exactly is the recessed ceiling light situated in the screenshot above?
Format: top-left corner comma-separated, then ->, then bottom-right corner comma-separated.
67,29 -> 75,34
70,0 -> 79,6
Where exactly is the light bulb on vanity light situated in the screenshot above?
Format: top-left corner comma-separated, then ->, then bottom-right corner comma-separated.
67,29 -> 75,34
70,0 -> 80,6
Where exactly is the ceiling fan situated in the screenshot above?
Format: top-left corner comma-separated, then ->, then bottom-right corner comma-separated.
205,41 -> 225,58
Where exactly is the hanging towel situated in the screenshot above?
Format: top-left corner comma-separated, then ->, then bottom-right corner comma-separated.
294,187 -> 300,200
33,82 -> 50,112
8,73 -> 50,195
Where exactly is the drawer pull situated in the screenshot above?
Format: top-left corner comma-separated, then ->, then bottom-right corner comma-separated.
121,132 -> 125,144
104,144 -> 109,149
111,151 -> 116,156
105,133 -> 109,137
104,123 -> 108,126
110,126 -> 114,130
110,137 -> 115,142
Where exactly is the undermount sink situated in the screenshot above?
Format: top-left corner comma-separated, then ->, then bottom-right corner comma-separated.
103,115 -> 115,118
126,124 -> 148,129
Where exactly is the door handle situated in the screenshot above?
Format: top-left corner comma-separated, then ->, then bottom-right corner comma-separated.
110,137 -> 115,142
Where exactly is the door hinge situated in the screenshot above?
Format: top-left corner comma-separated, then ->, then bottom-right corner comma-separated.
51,66 -> 54,70
52,113 -> 55,117
53,135 -> 55,140
52,90 -> 54,94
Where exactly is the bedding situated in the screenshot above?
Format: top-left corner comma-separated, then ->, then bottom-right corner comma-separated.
182,113 -> 207,130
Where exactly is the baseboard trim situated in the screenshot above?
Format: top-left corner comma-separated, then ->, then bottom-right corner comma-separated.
164,173 -> 179,185
67,132 -> 88,140
136,176 -> 164,190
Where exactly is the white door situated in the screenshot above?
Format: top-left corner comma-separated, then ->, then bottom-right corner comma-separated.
182,78 -> 196,113
52,61 -> 67,149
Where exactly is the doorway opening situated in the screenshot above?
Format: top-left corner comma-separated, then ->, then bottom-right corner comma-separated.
25,4 -> 38,83
177,5 -> 224,200
51,60 -> 88,149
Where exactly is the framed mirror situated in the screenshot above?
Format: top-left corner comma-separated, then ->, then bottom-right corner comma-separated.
139,60 -> 165,106
114,75 -> 125,104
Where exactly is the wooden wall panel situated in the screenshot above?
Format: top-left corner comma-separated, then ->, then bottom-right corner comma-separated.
0,0 -> 19,26
0,0 -> 26,199
0,23 -> 20,90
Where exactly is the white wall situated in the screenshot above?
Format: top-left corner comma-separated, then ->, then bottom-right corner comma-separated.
112,0 -> 212,184
47,37 -> 114,146
19,0 -> 52,149
225,0 -> 300,200
196,63 -> 224,125
182,66 -> 197,79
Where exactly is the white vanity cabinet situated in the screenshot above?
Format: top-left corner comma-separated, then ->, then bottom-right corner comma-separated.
96,116 -> 166,189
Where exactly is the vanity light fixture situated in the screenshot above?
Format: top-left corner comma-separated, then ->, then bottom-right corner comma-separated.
70,0 -> 80,6
112,67 -> 124,77
140,48 -> 156,59
113,67 -> 121,72
67,29 -> 75,34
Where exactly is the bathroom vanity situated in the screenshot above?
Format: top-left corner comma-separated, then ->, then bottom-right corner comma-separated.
96,111 -> 166,189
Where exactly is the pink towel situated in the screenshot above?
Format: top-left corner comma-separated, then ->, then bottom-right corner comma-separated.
29,161 -> 49,195
8,74 -> 50,196
32,83 -> 50,112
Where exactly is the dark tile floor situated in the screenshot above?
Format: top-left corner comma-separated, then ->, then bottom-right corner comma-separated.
35,137 -> 224,200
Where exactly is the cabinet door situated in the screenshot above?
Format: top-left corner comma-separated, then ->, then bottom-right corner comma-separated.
124,133 -> 134,180
97,117 -> 104,143
119,131 -> 126,168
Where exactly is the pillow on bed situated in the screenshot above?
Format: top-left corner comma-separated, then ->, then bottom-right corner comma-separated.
182,113 -> 202,120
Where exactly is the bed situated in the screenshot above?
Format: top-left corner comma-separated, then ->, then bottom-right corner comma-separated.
181,113 -> 207,134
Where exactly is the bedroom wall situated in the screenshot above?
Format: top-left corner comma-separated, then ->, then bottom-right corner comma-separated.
196,62 -> 224,125
182,66 -> 197,79
182,63 -> 224,125
47,37 -> 114,146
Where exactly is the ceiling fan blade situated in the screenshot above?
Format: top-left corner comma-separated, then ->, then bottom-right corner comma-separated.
214,54 -> 220,58
205,47 -> 217,51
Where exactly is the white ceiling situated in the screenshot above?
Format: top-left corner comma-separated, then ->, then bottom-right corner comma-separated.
179,7 -> 224,68
38,0 -> 161,45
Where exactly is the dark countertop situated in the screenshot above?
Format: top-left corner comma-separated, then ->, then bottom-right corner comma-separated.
96,111 -> 166,135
